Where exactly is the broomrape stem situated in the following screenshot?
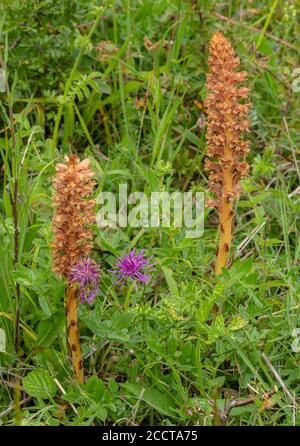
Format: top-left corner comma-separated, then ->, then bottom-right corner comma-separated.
215,138 -> 234,275
66,285 -> 84,383
215,187 -> 233,275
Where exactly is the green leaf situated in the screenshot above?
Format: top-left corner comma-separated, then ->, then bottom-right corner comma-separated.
36,310 -> 65,348
96,80 -> 111,95
123,383 -> 177,418
239,258 -> 253,275
179,343 -> 193,365
147,338 -> 165,356
0,328 -> 6,352
85,376 -> 105,402
62,101 -> 74,150
38,295 -> 51,317
86,402 -> 108,422
214,314 -> 225,331
102,81 -> 142,106
23,370 -> 57,399
108,379 -> 118,394
167,335 -> 178,356
162,266 -> 179,297
95,235 -> 120,256
62,392 -> 81,403
228,317 -> 248,331
96,407 -> 108,422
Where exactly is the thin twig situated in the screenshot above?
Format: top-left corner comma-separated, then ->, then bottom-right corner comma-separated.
283,117 -> 300,184
0,379 -> 24,390
54,378 -> 79,416
288,186 -> 300,198
0,397 -> 30,419
214,12 -> 297,51
211,387 -> 277,426
261,352 -> 297,407
235,221 -> 266,258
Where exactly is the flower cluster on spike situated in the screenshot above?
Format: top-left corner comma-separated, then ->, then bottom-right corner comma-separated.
204,32 -> 251,275
52,155 -> 96,278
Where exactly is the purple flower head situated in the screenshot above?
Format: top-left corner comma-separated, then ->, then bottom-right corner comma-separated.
69,258 -> 100,304
111,249 -> 154,285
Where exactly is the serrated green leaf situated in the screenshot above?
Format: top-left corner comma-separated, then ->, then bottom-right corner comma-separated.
23,370 -> 57,399
85,376 -> 105,402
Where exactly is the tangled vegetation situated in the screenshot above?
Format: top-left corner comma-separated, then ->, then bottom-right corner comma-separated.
0,0 -> 300,426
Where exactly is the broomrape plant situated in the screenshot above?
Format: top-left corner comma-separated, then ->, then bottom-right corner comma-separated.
52,155 -> 96,383
205,32 -> 251,275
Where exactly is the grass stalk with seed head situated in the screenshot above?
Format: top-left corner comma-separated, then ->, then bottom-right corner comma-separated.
205,32 -> 251,275
52,155 -> 96,383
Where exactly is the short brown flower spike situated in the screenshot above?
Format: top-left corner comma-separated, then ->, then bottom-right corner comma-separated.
52,155 -> 96,278
205,32 -> 251,275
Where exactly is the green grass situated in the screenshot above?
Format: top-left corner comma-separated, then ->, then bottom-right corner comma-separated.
0,0 -> 300,426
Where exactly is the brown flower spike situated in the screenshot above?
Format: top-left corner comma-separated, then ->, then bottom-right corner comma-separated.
52,155 -> 95,277
52,155 -> 96,383
205,32 -> 251,275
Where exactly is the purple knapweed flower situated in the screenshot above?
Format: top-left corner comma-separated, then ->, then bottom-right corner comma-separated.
69,258 -> 100,304
111,249 -> 154,285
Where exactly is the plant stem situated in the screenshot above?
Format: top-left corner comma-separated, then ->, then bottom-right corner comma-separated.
13,178 -> 20,354
215,138 -> 234,275
66,284 -> 84,383
4,69 -> 21,355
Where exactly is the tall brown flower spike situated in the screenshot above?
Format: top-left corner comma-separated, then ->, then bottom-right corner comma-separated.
52,155 -> 96,383
205,32 -> 250,275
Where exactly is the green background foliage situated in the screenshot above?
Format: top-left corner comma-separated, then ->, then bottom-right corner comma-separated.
0,0 -> 300,426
